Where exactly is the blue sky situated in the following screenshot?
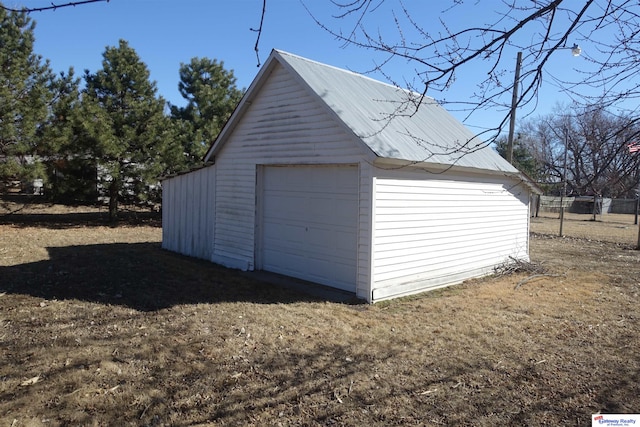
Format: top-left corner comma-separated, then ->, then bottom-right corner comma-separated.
21,0 -> 592,135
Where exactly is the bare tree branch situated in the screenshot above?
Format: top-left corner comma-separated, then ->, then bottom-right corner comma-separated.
250,0 -> 267,67
0,0 -> 109,13
304,0 -> 640,148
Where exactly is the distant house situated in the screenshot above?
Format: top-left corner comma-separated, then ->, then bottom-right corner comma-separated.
0,155 -> 44,195
162,50 -> 539,303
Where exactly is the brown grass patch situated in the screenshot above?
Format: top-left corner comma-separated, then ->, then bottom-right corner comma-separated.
532,211 -> 639,246
1,200 -> 639,425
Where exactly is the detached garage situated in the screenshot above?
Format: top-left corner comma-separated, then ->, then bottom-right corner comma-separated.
162,49 -> 539,303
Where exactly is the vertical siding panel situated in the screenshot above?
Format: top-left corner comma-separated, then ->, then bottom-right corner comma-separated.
170,177 -> 178,253
161,178 -> 170,250
164,176 -> 176,252
162,166 -> 217,261
213,165 -> 220,263
207,167 -> 216,260
181,174 -> 188,255
172,175 -> 180,254
192,171 -> 201,258
168,177 -> 176,252
186,172 -> 194,256
191,171 -> 199,258
166,178 -> 174,251
185,173 -> 193,256
189,171 -> 198,258
165,176 -> 175,252
174,176 -> 181,253
198,167 -> 213,260
172,175 -> 179,254
196,169 -> 205,259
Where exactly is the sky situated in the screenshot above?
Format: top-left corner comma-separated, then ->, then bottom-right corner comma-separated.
11,0 -> 599,136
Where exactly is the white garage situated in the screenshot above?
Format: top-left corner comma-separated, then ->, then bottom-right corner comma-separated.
162,49 -> 539,303
258,165 -> 359,292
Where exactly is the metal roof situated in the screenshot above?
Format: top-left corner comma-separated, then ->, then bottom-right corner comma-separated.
274,50 -> 519,174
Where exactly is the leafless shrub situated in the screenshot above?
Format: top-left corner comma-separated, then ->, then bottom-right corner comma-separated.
494,256 -> 547,277
493,256 -> 561,290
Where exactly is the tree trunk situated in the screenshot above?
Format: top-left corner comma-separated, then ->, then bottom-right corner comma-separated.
108,180 -> 119,224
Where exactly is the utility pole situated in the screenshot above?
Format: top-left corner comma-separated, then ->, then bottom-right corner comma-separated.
506,51 -> 522,165
507,46 -> 580,165
559,126 -> 569,237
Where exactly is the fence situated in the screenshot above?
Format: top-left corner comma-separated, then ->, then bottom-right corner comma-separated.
534,195 -> 640,217
532,195 -> 640,248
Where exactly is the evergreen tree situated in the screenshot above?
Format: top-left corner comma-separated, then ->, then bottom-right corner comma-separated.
81,39 -> 169,221
495,135 -> 539,180
38,68 -> 96,202
0,6 -> 54,191
170,57 -> 244,167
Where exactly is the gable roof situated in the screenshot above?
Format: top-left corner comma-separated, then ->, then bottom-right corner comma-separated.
204,49 -> 520,176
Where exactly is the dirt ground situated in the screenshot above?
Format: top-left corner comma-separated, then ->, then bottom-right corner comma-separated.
1,200 -> 639,426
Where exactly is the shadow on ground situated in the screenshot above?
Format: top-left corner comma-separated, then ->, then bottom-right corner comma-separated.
0,241 -> 360,310
0,211 -> 161,228
0,194 -> 162,228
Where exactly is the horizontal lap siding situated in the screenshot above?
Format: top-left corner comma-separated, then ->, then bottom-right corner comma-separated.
372,171 -> 529,300
162,166 -> 215,260
212,63 -> 368,281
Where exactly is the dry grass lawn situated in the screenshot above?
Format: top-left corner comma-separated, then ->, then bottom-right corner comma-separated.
1,199 -> 639,426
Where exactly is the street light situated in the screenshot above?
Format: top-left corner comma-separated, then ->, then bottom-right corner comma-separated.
570,44 -> 582,57
506,44 -> 581,164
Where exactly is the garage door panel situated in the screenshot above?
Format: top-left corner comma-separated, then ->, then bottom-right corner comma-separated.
264,223 -> 305,245
263,251 -> 306,274
260,165 -> 358,292
266,195 -> 353,222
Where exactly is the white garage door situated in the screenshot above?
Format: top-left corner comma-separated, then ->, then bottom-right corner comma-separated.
259,165 -> 359,292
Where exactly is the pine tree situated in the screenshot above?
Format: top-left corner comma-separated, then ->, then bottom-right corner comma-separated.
81,39 -> 169,221
39,68 -> 95,202
170,57 -> 244,167
495,136 -> 539,180
0,6 -> 54,191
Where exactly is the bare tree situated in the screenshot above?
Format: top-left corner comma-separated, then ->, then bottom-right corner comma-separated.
306,1 -> 640,143
520,105 -> 640,197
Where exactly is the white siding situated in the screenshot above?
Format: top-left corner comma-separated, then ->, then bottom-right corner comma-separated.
162,166 -> 215,260
210,63 -> 371,298
357,162 -> 374,300
371,168 -> 529,301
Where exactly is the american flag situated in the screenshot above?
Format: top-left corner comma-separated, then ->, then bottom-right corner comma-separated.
628,142 -> 640,154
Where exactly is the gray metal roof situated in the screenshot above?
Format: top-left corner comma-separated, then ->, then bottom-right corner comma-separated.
274,50 -> 519,174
